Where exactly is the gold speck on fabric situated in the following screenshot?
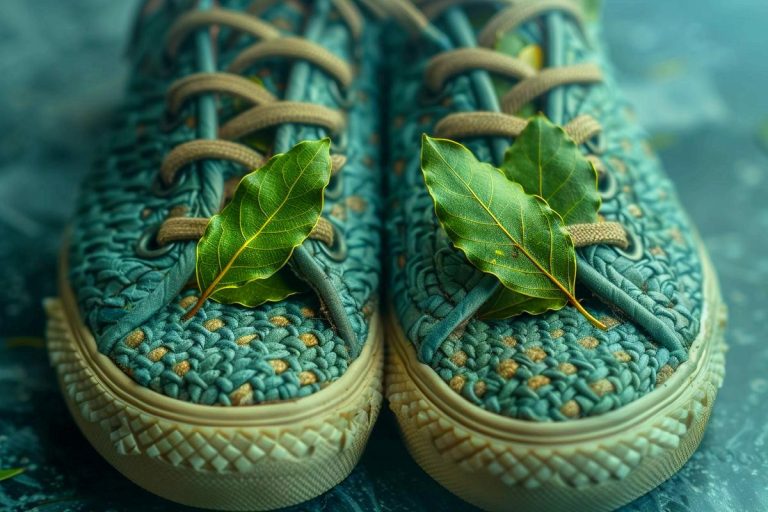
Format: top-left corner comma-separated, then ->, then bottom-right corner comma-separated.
125,330 -> 145,348
299,371 -> 317,386
528,375 -> 551,390
449,375 -> 465,392
204,318 -> 224,331
269,359 -> 288,374
299,333 -> 319,347
497,359 -> 519,379
148,347 -> 168,362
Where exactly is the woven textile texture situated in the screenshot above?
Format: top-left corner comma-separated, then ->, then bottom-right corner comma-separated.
66,0 -> 383,405
0,0 -> 765,510
385,7 -> 705,421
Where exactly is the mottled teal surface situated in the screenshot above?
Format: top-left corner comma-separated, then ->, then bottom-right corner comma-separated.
0,0 -> 766,510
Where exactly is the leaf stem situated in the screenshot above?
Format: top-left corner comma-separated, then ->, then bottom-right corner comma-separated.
569,297 -> 607,330
182,296 -> 206,321
509,243 -> 606,330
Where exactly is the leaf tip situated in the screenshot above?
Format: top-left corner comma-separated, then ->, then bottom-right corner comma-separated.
421,133 -> 434,151
424,133 -> 447,147
0,467 -> 25,482
420,134 -> 436,166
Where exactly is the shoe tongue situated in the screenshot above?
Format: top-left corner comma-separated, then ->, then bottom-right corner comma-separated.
487,21 -> 545,117
445,2 -> 598,120
443,7 -> 547,115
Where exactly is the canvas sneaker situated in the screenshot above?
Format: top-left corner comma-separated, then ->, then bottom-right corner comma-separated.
383,1 -> 726,511
44,1 -> 383,509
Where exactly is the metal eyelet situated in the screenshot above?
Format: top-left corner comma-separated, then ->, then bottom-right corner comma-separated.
318,220 -> 348,262
615,228 -> 644,261
151,171 -> 189,198
597,165 -> 618,200
325,171 -> 344,200
135,224 -> 174,258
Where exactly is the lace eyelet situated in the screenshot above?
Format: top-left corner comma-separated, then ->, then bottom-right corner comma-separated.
154,52 -> 177,80
318,220 -> 348,262
417,83 -> 450,107
151,171 -> 189,198
331,131 -> 349,153
135,223 -> 174,258
160,110 -> 184,133
353,44 -> 364,63
325,172 -> 344,200
584,132 -> 606,155
329,81 -> 355,109
597,165 -> 618,200
615,228 -> 644,261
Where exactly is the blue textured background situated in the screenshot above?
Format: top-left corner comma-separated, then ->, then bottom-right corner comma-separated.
0,1 -> 766,510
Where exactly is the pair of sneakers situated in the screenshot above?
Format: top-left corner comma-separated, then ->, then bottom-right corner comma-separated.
45,1 -> 726,511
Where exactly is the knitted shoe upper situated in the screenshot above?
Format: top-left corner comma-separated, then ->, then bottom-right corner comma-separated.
67,0 -> 382,405
385,3 -> 711,420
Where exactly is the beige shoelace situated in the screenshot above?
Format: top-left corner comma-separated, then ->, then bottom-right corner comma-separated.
384,0 -> 629,249
152,1 -> 364,250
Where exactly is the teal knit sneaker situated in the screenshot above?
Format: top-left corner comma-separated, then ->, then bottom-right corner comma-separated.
383,1 -> 726,510
44,1 -> 383,509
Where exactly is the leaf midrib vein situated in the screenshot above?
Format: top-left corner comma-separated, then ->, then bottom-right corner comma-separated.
203,145 -> 324,298
432,144 -> 573,301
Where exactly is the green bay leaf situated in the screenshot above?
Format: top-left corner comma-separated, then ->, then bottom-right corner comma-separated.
479,291 -> 562,320
500,114 -> 600,225
0,468 -> 24,481
209,268 -> 302,307
485,115 -> 603,321
422,135 -> 578,317
185,139 -> 332,319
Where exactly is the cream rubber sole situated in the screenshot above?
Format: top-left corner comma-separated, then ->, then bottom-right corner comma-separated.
45,270 -> 384,511
386,251 -> 726,512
